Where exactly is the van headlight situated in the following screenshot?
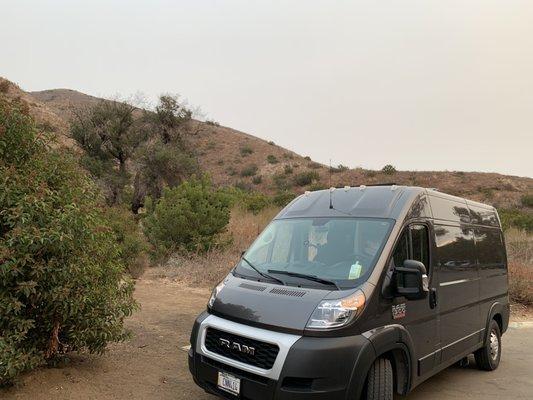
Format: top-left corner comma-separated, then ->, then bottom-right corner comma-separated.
306,290 -> 366,329
208,280 -> 226,309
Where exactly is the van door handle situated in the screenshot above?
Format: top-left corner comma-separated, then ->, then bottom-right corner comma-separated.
429,288 -> 437,309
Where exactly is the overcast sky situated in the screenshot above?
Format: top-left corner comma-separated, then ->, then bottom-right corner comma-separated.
2,0 -> 532,177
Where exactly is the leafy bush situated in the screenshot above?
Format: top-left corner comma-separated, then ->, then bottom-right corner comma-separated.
205,120 -> 220,126
239,145 -> 254,156
0,99 -> 136,385
284,164 -> 293,175
293,171 -> 320,187
241,164 -> 258,177
103,206 -> 149,278
521,194 -> 533,208
241,192 -> 271,214
331,164 -> 349,173
266,154 -> 278,164
381,164 -> 397,174
132,140 -> 198,213
304,156 -> 311,161
235,180 -> 253,192
143,176 -> 231,255
273,173 -> 291,191
273,191 -> 297,207
499,209 -> 533,233
252,175 -> 262,185
268,140 -> 275,145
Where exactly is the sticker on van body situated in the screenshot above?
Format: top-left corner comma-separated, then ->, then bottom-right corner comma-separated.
392,303 -> 406,320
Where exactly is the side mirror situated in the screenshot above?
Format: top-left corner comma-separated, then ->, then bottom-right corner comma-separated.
395,260 -> 429,300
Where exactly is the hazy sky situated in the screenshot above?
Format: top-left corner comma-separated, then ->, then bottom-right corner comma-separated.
2,0 -> 532,177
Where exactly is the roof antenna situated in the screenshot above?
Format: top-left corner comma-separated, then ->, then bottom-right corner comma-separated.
329,158 -> 332,188
329,159 -> 334,209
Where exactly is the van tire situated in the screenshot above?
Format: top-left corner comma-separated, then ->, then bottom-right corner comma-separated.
475,319 -> 501,371
365,357 -> 393,400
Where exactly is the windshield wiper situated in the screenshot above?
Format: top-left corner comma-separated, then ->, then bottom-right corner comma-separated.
241,257 -> 285,286
267,269 -> 340,290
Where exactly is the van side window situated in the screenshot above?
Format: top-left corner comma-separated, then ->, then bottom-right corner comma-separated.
391,224 -> 430,271
392,231 -> 409,268
410,225 -> 430,267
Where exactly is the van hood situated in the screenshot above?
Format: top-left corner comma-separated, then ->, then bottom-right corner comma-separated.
209,274 -> 336,334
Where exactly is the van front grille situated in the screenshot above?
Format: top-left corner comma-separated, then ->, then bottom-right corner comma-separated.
204,328 -> 279,370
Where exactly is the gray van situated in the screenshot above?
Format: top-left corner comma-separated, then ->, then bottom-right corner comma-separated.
188,185 -> 509,400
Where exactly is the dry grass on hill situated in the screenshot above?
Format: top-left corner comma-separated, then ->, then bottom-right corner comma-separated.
507,229 -> 533,306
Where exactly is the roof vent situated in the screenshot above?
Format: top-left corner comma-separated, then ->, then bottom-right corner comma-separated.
269,288 -> 307,297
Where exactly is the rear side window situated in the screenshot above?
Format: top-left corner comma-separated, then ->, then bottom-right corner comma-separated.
475,228 -> 505,266
434,225 -> 475,268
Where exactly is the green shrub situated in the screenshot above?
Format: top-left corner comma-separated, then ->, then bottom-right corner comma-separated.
241,164 -> 258,177
293,170 -> 320,187
273,191 -> 297,207
143,176 -> 231,255
381,164 -> 397,175
242,192 -> 271,214
252,175 -> 262,185
268,140 -> 275,145
239,145 -> 254,156
205,120 -> 220,126
273,173 -> 291,191
235,180 -> 253,192
521,194 -> 533,208
103,206 -> 149,278
364,169 -> 376,178
284,165 -> 293,175
266,154 -> 278,164
499,209 -> 533,233
331,164 -> 349,173
0,99 -> 136,385
304,156 -> 311,161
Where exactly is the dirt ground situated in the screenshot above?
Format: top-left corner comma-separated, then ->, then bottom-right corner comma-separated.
2,275 -> 533,400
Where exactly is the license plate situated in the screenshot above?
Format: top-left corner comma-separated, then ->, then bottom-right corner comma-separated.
217,372 -> 240,396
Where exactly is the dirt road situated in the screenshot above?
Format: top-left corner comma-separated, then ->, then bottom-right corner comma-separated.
2,277 -> 532,400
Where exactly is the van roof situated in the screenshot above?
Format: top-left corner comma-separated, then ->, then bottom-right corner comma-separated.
276,185 -> 424,220
276,185 -> 496,221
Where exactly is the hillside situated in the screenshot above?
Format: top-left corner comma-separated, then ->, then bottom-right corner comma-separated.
2,77 -> 532,209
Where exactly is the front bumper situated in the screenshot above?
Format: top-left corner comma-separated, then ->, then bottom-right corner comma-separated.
188,313 -> 375,400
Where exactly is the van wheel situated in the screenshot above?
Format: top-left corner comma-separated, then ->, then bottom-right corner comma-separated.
365,357 -> 393,400
475,319 -> 501,371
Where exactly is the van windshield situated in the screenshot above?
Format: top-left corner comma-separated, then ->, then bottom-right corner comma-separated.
235,218 -> 393,290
